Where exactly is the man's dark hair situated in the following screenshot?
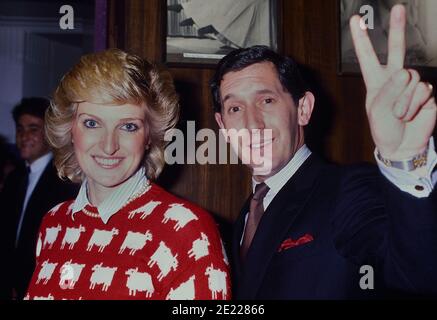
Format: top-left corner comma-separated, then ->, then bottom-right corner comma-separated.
210,45 -> 308,113
12,97 -> 50,124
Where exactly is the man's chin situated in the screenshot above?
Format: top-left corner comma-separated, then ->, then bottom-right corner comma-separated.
20,155 -> 33,163
251,162 -> 274,178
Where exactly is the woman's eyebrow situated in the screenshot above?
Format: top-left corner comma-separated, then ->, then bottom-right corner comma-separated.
77,113 -> 144,123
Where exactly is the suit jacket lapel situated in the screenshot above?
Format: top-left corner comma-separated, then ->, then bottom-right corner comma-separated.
26,160 -> 53,210
17,161 -> 53,245
235,154 -> 325,299
12,166 -> 28,224
232,197 -> 250,283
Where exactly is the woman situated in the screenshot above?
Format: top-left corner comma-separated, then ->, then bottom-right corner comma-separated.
25,49 -> 230,300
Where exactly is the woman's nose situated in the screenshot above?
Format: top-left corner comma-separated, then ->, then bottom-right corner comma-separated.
101,131 -> 119,155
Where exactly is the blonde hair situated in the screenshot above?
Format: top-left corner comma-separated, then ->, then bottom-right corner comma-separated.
45,48 -> 179,183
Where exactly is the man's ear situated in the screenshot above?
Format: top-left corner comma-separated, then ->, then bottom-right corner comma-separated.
215,112 -> 225,129
297,92 -> 315,126
215,112 -> 229,143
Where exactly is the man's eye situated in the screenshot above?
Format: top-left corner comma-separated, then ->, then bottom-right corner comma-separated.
83,119 -> 99,128
229,106 -> 241,113
264,98 -> 274,104
121,123 -> 139,132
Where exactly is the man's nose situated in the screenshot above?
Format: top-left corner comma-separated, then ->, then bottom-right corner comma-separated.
18,129 -> 32,141
245,109 -> 265,130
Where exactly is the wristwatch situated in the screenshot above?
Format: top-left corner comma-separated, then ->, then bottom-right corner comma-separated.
377,148 -> 428,171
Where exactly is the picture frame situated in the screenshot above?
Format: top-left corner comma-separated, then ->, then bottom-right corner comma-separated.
164,0 -> 281,67
338,0 -> 437,77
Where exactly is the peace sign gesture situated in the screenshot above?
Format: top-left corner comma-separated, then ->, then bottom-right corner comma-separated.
350,4 -> 436,161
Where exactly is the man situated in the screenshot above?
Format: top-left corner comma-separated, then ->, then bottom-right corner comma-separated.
0,97 -> 78,300
211,5 -> 437,298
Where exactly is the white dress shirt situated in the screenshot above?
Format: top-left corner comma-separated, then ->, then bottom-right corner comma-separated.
241,145 -> 312,244
255,145 -> 312,210
375,138 -> 437,198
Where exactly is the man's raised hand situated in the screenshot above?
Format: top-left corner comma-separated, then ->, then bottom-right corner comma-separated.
350,4 -> 435,160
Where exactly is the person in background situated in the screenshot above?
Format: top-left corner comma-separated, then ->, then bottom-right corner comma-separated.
25,49 -> 230,300
0,97 -> 79,300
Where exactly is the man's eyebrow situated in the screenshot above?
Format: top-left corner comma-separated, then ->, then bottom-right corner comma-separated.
222,93 -> 235,105
21,123 -> 43,129
222,89 -> 277,104
255,89 -> 276,95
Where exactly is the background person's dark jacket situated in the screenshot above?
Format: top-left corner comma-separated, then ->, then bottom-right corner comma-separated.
0,160 -> 78,300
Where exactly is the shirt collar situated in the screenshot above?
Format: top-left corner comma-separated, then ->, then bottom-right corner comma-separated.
72,167 -> 149,224
252,144 -> 312,194
27,152 -> 52,174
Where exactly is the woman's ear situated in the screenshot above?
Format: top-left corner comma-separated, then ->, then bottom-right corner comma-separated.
297,92 -> 315,126
145,138 -> 151,150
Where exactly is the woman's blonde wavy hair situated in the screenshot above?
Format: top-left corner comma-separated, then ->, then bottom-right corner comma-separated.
45,48 -> 179,183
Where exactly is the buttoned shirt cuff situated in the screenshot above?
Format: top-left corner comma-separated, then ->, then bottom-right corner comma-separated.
375,138 -> 437,198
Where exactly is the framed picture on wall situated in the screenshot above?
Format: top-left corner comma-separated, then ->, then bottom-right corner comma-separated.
339,0 -> 437,76
165,0 -> 280,67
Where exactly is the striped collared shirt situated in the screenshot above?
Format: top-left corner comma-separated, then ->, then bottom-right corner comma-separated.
72,167 -> 149,224
254,144 -> 312,210
241,145 -> 312,244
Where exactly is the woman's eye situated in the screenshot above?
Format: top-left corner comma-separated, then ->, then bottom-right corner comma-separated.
84,119 -> 99,128
121,123 -> 139,132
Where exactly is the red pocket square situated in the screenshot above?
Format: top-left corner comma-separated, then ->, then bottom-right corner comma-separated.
278,234 -> 314,252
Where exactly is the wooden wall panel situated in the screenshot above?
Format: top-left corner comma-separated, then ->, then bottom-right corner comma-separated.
281,0 -> 372,164
108,0 -> 163,59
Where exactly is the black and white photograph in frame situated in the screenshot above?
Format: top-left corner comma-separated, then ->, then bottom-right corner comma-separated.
340,0 -> 437,73
166,0 -> 278,65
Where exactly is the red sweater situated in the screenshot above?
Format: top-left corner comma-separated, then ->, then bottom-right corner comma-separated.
25,183 -> 231,300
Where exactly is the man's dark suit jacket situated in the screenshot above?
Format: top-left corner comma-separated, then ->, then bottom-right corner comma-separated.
0,159 -> 78,300
232,154 -> 437,299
